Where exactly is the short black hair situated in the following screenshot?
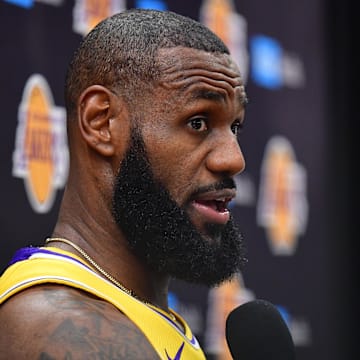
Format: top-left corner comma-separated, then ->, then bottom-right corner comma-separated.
65,8 -> 229,117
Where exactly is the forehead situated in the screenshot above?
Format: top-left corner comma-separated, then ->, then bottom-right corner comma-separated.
155,47 -> 247,106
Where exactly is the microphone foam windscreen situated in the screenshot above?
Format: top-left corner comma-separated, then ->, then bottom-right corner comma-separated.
225,299 -> 296,360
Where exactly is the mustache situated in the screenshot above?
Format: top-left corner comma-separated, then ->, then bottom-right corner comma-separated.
191,178 -> 236,198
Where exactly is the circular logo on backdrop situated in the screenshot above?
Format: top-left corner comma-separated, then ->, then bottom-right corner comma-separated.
204,273 -> 255,358
12,74 -> 68,213
73,0 -> 126,36
199,0 -> 249,84
257,136 -> 308,255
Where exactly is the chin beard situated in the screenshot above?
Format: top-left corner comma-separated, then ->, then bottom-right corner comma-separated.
111,130 -> 247,287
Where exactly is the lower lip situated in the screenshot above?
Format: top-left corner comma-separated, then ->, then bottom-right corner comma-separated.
191,201 -> 230,225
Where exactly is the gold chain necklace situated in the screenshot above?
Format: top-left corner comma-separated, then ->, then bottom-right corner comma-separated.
45,237 -> 177,322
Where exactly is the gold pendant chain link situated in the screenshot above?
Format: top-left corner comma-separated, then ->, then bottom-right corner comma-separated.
45,237 -> 137,299
45,237 -> 177,322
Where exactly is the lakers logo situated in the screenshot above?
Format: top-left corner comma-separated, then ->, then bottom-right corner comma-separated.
257,136 -> 308,255
13,74 -> 68,213
204,274 -> 255,359
200,0 -> 232,44
73,0 -> 126,36
199,0 -> 249,83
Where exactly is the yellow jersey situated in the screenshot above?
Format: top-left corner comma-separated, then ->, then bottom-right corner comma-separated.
0,246 -> 206,360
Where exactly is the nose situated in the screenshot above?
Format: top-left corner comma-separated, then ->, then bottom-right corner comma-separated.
206,133 -> 245,177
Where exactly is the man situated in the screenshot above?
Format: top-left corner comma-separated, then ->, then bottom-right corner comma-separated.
0,8 -> 248,359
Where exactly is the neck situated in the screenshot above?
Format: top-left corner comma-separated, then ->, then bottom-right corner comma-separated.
49,223 -> 171,311
53,181 -> 172,310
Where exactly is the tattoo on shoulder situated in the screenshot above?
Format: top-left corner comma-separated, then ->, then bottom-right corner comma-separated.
39,353 -> 55,359
38,289 -> 159,359
39,352 -> 72,359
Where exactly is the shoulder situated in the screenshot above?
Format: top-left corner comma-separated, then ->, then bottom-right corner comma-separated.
0,285 -> 159,359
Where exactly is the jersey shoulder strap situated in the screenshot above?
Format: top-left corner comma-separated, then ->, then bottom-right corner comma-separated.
0,247 -> 205,360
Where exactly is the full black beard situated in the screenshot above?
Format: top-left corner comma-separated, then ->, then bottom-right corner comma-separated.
111,131 -> 247,287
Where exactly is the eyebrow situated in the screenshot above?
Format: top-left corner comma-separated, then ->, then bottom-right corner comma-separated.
190,88 -> 248,107
190,89 -> 225,102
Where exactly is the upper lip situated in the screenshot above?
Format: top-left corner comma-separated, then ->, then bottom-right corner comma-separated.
192,188 -> 236,203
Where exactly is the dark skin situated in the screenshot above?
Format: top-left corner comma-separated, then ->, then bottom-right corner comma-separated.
0,47 -> 246,359
0,286 -> 159,359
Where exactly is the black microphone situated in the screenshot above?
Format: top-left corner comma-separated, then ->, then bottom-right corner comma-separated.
225,299 -> 296,360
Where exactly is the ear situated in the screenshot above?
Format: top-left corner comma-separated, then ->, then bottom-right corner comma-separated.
78,85 -> 120,157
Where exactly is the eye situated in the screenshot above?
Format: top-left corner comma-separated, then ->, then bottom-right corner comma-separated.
231,120 -> 243,136
188,117 -> 208,132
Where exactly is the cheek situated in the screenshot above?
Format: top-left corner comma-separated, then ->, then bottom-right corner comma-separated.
149,149 -> 198,205
141,122 -> 204,204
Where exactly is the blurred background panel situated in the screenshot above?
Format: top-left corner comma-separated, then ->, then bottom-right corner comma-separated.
0,0 -> 356,359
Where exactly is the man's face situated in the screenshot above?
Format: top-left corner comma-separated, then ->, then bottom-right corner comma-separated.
112,47 -> 248,286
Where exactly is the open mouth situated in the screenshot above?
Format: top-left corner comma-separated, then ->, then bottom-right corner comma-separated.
191,189 -> 235,225
195,198 -> 231,213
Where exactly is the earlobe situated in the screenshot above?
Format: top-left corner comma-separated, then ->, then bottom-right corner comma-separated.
78,85 -> 118,157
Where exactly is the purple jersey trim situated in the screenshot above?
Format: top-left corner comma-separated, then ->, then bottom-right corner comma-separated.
152,307 -> 183,331
166,341 -> 185,360
8,247 -> 89,269
152,308 -> 197,346
6,247 -> 200,352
